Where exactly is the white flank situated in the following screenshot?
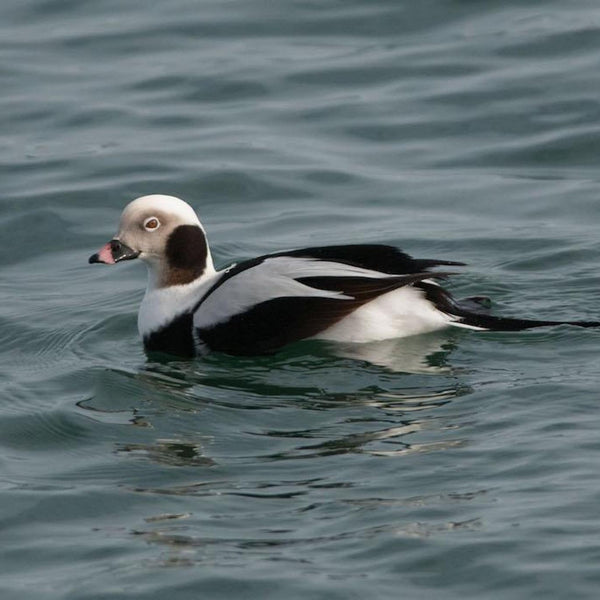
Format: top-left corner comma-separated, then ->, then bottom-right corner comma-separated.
314,285 -> 456,343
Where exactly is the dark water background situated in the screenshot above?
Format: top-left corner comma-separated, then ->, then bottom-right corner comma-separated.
3,1 -> 600,598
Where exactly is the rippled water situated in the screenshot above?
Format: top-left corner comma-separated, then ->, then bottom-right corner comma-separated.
3,1 -> 600,598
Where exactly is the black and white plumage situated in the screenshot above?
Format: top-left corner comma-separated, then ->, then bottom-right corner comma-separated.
89,195 -> 600,358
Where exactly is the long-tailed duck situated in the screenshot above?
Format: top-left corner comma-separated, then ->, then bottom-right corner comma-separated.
89,194 -> 599,357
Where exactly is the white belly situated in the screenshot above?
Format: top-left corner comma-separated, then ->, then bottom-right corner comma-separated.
314,286 -> 453,343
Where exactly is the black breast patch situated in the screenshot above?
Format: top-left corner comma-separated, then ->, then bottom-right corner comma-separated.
143,311 -> 195,357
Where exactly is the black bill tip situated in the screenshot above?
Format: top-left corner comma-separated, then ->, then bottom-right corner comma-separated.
88,239 -> 140,265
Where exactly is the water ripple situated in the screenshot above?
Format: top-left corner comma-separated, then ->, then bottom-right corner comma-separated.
3,0 -> 600,598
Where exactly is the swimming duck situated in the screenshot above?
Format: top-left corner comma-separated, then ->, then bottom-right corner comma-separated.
89,194 -> 599,357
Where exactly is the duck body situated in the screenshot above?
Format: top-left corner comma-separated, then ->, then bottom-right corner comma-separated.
139,244 -> 465,357
89,195 -> 600,358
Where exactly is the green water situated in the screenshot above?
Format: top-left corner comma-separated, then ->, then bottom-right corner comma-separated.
2,1 -> 600,598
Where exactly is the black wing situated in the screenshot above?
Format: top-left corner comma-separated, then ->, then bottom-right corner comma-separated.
269,244 -> 465,275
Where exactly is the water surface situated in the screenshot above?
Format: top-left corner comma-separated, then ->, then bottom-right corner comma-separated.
2,1 -> 600,598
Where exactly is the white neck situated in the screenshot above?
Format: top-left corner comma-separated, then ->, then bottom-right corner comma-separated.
137,262 -> 220,337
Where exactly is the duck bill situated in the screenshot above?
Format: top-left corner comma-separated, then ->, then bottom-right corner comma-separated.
89,239 -> 140,264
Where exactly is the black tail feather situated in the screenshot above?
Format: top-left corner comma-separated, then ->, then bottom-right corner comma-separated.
454,311 -> 600,332
416,281 -> 600,332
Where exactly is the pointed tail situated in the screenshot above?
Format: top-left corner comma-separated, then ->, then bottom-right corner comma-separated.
450,310 -> 600,332
418,283 -> 600,332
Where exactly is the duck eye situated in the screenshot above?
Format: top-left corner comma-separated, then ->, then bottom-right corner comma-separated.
143,217 -> 160,231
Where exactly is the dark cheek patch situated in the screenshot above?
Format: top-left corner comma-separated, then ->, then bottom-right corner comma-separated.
164,225 -> 208,286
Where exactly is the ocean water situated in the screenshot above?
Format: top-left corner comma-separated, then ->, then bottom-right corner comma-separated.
2,1 -> 600,598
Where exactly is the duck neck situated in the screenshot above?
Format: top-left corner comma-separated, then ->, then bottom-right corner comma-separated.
139,260 -> 219,339
144,255 -> 216,293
